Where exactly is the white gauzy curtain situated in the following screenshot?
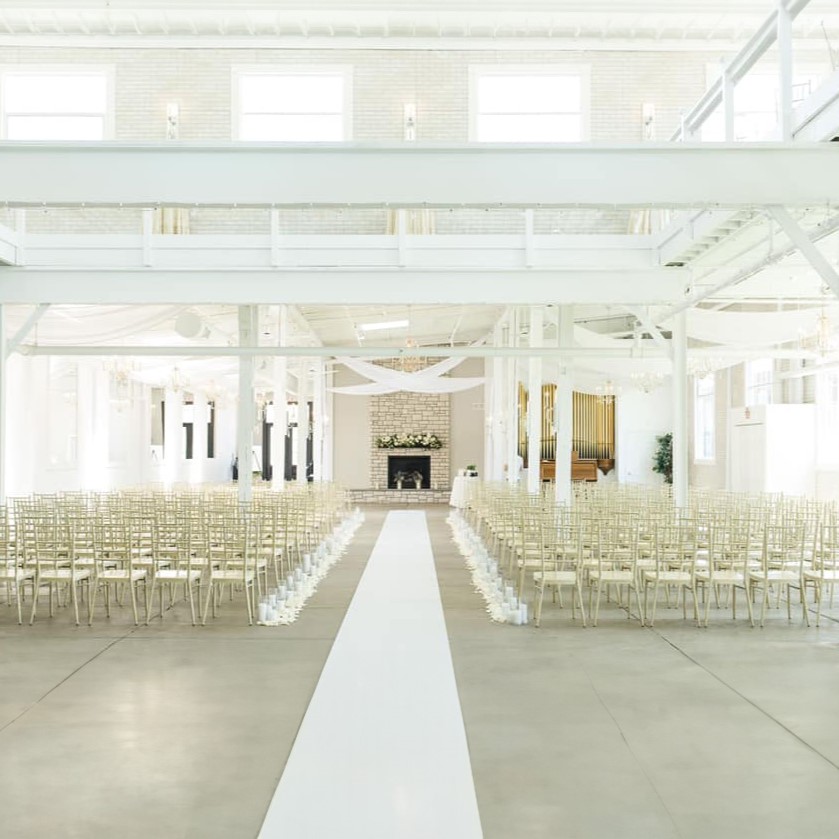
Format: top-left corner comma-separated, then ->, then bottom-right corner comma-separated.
386,209 -> 436,234
153,207 -> 190,234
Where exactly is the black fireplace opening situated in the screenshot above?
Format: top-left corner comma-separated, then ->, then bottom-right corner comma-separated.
388,454 -> 431,489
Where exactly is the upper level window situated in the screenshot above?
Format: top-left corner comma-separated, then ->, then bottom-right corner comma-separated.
745,358 -> 774,406
469,66 -> 589,142
233,67 -> 352,141
701,66 -> 826,141
0,67 -> 112,140
694,375 -> 715,462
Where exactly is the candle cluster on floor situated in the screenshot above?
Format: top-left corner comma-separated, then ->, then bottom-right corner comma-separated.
448,511 -> 528,626
257,508 -> 364,626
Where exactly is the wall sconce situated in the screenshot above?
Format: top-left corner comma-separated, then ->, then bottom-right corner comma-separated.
641,103 -> 655,141
166,103 -> 180,140
403,103 -> 416,141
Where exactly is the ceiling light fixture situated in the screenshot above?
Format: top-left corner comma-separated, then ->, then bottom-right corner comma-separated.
358,319 -> 409,332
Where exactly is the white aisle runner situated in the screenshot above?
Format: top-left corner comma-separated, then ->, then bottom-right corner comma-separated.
258,510 -> 483,839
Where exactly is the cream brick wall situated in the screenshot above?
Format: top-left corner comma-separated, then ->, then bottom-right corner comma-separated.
369,392 -> 450,490
0,44 -> 721,235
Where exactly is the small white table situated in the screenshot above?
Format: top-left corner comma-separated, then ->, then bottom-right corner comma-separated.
449,475 -> 479,508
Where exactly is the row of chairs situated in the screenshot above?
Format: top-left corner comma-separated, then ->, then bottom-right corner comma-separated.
466,483 -> 839,628
1,484 -> 350,626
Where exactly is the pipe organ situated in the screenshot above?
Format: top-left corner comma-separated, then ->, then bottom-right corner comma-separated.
518,384 -> 616,478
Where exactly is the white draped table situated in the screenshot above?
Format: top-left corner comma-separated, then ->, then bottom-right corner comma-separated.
449,475 -> 479,508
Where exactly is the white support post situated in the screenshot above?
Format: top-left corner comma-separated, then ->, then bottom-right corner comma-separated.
269,208 -> 281,268
778,0 -> 794,142
323,369 -> 334,482
296,360 -> 309,485
523,209 -> 534,268
312,358 -> 324,482
0,304 -> 5,504
554,306 -> 574,508
272,304 -> 288,491
672,311 -> 689,508
14,209 -> 25,265
527,306 -> 543,495
490,321 -> 505,482
237,305 -> 257,504
396,209 -> 408,267
142,208 -> 153,267
506,310 -> 520,486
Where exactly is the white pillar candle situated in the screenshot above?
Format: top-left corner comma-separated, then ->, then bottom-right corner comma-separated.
258,601 -> 269,622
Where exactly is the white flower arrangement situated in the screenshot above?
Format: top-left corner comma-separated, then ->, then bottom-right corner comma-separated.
375,432 -> 443,449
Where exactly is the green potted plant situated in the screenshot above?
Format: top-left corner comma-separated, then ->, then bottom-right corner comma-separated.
652,433 -> 673,484
466,463 -> 478,477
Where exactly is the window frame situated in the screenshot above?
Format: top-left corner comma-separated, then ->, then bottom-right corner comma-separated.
693,374 -> 716,464
745,358 -> 775,406
0,64 -> 115,140
231,64 -> 353,142
468,64 -> 591,143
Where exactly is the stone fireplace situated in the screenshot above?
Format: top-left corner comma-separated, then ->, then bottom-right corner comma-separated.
388,454 -> 431,489
370,391 -> 450,490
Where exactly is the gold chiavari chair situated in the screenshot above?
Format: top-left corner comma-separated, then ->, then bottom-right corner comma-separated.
1,505 -> 35,624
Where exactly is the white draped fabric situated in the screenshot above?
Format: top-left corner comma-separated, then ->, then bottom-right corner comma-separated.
682,307 -> 827,346
331,356 -> 484,395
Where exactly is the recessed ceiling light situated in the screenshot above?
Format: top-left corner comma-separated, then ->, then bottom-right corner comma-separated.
358,319 -> 409,332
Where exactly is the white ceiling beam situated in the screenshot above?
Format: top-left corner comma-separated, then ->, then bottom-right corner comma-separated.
20,343 -> 664,359
1,143 -> 837,208
0,267 -> 687,305
769,206 -> 839,298
0,35 -> 805,51
663,211 -> 839,318
16,342 -> 816,362
19,232 -> 658,271
623,305 -> 672,359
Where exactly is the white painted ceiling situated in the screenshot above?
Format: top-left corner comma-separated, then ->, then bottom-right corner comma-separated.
1,0 -> 838,43
3,0 -> 839,390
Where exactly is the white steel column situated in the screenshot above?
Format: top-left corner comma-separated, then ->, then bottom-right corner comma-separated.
0,304 -> 5,504
237,305 -> 257,504
272,305 -> 288,491
191,391 -> 209,485
777,0 -> 794,142
490,321 -> 506,482
672,311 -> 689,508
527,306 -> 543,495
296,361 -> 310,485
505,310 -> 520,485
722,66 -> 735,142
312,359 -> 324,482
323,369 -> 334,482
554,306 -> 574,507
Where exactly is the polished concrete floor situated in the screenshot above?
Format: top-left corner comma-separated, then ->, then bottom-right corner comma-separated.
2,505 -> 839,839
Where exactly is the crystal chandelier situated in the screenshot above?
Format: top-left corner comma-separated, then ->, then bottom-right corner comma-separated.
398,337 -> 426,373
630,371 -> 665,393
800,310 -> 837,357
595,380 -> 620,403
